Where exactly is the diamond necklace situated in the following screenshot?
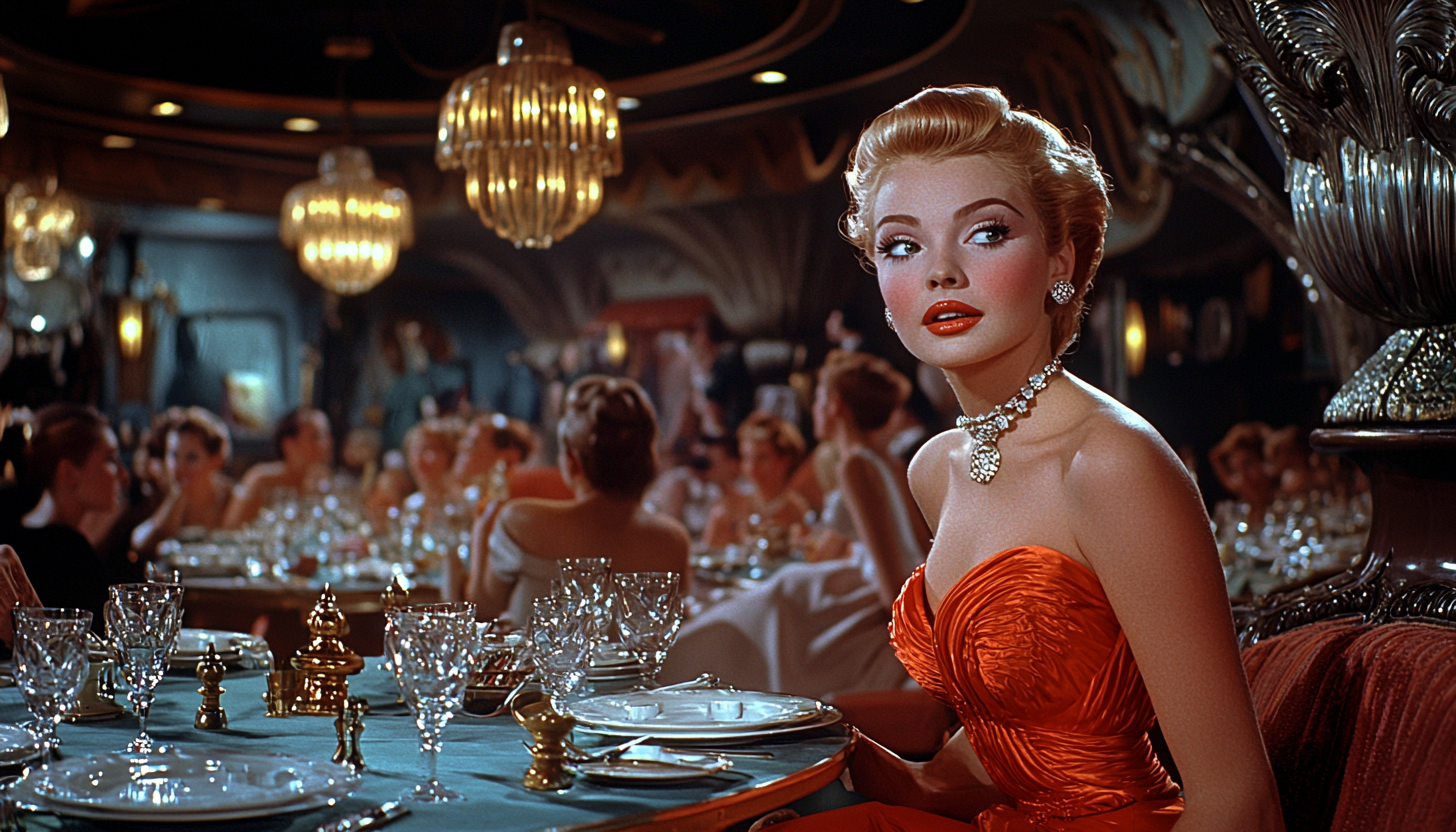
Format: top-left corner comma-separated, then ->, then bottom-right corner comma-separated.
954,358 -> 1063,484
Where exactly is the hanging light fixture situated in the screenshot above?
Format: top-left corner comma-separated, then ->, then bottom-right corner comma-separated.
436,19 -> 622,249
5,180 -> 86,282
280,146 -> 414,295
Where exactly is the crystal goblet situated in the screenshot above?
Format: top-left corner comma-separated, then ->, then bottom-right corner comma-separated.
613,572 -> 685,688
557,558 -> 613,647
385,604 -> 476,802
528,594 -> 592,700
12,607 -> 91,767
104,582 -> 184,754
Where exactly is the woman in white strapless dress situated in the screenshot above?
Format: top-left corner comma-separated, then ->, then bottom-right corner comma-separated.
662,350 -> 931,699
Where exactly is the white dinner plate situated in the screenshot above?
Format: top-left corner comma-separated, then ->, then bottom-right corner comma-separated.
0,723 -> 40,765
577,705 -> 843,743
567,688 -> 824,734
573,749 -> 732,782
171,628 -> 248,659
18,749 -> 358,816
17,786 -> 353,823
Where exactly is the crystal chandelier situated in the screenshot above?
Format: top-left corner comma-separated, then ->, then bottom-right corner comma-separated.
436,20 -> 622,249
280,146 -> 414,295
5,180 -> 85,282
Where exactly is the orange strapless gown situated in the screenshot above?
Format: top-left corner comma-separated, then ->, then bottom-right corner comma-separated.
779,546 -> 1183,831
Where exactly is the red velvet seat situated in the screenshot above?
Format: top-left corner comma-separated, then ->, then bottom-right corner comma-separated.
1242,619 -> 1456,832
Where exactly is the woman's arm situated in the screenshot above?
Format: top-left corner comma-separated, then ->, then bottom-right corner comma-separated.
847,727 -> 1008,822
131,487 -> 187,558
466,502 -> 517,619
1068,420 -> 1282,832
701,493 -> 743,548
0,545 -> 42,647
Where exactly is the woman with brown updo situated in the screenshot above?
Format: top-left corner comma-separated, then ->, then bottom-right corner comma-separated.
467,376 -> 691,627
131,407 -> 234,557
702,412 -> 813,548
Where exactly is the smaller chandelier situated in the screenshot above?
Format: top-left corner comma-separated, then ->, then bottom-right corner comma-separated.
5,180 -> 86,283
436,20 -> 622,249
280,146 -> 413,295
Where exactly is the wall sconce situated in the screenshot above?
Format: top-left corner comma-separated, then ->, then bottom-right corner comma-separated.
1124,299 -> 1147,378
118,297 -> 144,360
604,321 -> 628,366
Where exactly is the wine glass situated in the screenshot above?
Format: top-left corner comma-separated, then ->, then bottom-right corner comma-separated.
385,604 -> 475,802
614,572 -> 685,687
105,582 -> 184,754
557,558 -> 613,647
12,608 -> 91,767
528,594 -> 591,700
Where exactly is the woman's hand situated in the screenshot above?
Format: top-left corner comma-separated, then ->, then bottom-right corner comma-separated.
0,545 -> 42,647
846,728 -> 1007,823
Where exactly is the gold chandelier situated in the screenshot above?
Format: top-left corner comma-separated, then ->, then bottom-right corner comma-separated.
5,180 -> 85,283
436,20 -> 622,249
280,146 -> 414,295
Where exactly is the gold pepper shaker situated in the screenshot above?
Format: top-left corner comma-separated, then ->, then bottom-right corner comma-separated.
194,643 -> 228,730
345,696 -> 369,773
291,585 -> 364,716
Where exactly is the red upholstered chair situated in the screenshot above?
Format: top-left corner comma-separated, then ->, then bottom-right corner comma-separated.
1240,564 -> 1456,832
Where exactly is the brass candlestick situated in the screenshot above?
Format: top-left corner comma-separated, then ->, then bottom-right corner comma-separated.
194,644 -> 228,730
332,696 -> 368,774
291,585 -> 365,716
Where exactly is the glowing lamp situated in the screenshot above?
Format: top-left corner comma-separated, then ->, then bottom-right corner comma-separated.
118,298 -> 145,360
1124,300 -> 1147,378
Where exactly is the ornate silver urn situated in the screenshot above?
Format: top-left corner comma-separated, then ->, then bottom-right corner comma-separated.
1201,0 -> 1456,587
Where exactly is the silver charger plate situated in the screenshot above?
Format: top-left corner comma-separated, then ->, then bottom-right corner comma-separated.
573,749 -> 732,782
567,688 -> 824,734
15,749 -> 358,819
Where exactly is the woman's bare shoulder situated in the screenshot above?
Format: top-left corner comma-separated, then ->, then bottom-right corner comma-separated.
906,429 -> 961,529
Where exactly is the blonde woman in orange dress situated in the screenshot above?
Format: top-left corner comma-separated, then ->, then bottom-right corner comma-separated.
772,86 -> 1281,831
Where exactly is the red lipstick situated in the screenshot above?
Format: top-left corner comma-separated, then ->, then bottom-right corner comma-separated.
921,300 -> 983,336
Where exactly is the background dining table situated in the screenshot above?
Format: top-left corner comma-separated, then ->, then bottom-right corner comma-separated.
0,662 -> 853,831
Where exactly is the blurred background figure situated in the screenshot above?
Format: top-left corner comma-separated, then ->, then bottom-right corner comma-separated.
702,413 -> 811,549
400,417 -> 463,520
131,407 -> 233,558
664,350 -> 930,698
0,545 -> 41,648
467,376 -> 690,627
6,403 -> 128,628
645,434 -> 741,540
1209,421 -> 1276,521
223,407 -> 334,528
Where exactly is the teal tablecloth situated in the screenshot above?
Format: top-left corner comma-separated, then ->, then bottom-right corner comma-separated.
1,663 -> 850,831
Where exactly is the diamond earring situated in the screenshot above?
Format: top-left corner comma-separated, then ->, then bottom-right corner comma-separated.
1050,280 -> 1075,305
884,308 -> 895,331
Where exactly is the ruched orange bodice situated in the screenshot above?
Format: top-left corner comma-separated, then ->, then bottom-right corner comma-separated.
889,546 -> 1183,830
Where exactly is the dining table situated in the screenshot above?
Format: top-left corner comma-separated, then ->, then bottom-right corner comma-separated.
0,662 -> 853,831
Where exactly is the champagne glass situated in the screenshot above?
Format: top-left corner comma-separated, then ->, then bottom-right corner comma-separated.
614,572 -> 685,687
12,608 -> 91,767
528,595 -> 591,700
105,582 -> 184,754
386,604 -> 475,802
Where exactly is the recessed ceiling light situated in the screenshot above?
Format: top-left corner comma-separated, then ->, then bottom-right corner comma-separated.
150,101 -> 183,117
102,135 -> 136,149
197,198 -> 226,212
284,117 -> 320,133
751,71 -> 788,85
617,96 -> 640,111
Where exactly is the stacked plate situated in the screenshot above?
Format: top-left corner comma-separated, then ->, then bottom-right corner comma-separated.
170,628 -> 270,669
12,749 -> 359,822
586,645 -> 645,687
566,688 -> 841,742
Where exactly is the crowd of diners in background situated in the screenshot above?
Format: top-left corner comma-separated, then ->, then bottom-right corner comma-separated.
0,310 -> 1365,689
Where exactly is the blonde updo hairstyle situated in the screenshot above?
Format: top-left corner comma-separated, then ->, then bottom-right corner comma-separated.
558,375 -> 659,501
843,85 -> 1111,354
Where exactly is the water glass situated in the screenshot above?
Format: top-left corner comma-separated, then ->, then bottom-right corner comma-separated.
557,558 -> 613,646
105,582 -> 185,754
12,608 -> 91,767
385,604 -> 476,802
528,595 -> 591,699
614,572 -> 685,687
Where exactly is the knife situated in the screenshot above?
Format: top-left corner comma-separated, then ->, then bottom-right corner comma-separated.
313,800 -> 410,832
